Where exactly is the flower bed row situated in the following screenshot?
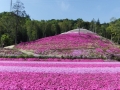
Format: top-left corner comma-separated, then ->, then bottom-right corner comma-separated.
0,61 -> 120,73
0,72 -> 120,89
0,58 -> 106,62
0,62 -> 120,68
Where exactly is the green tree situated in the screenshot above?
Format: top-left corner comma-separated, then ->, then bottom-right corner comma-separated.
90,18 -> 96,32
26,20 -> 39,41
77,18 -> 83,28
1,34 -> 12,47
12,0 -> 26,44
96,19 -> 101,34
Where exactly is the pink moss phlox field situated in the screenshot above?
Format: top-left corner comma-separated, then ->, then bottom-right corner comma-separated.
1,32 -> 120,89
0,58 -> 105,62
0,72 -> 120,89
16,33 -> 120,58
0,59 -> 120,89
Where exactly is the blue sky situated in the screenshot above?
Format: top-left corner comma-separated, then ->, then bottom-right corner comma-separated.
1,0 -> 120,23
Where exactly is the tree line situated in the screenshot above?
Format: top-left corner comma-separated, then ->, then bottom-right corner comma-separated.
0,0 -> 120,46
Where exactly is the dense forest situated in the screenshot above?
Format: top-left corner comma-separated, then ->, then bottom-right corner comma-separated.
0,1 -> 120,47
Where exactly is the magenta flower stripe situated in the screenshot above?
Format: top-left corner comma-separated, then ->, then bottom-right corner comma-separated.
0,61 -> 120,68
0,72 -> 120,89
0,61 -> 120,74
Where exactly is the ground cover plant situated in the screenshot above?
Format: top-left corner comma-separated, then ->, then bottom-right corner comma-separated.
0,58 -> 105,61
1,72 -> 120,89
16,32 -> 120,60
0,31 -> 120,89
0,61 -> 119,89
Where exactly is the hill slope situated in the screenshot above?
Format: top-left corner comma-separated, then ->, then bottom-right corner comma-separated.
61,28 -> 95,34
16,29 -> 120,60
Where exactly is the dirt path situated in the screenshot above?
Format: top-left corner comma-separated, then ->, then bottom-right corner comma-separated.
19,49 -> 62,58
19,49 -> 40,57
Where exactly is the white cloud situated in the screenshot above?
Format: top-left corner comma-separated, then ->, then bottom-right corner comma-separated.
61,1 -> 70,11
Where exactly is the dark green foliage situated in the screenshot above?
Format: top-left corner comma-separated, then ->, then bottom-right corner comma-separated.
1,34 -> 12,46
